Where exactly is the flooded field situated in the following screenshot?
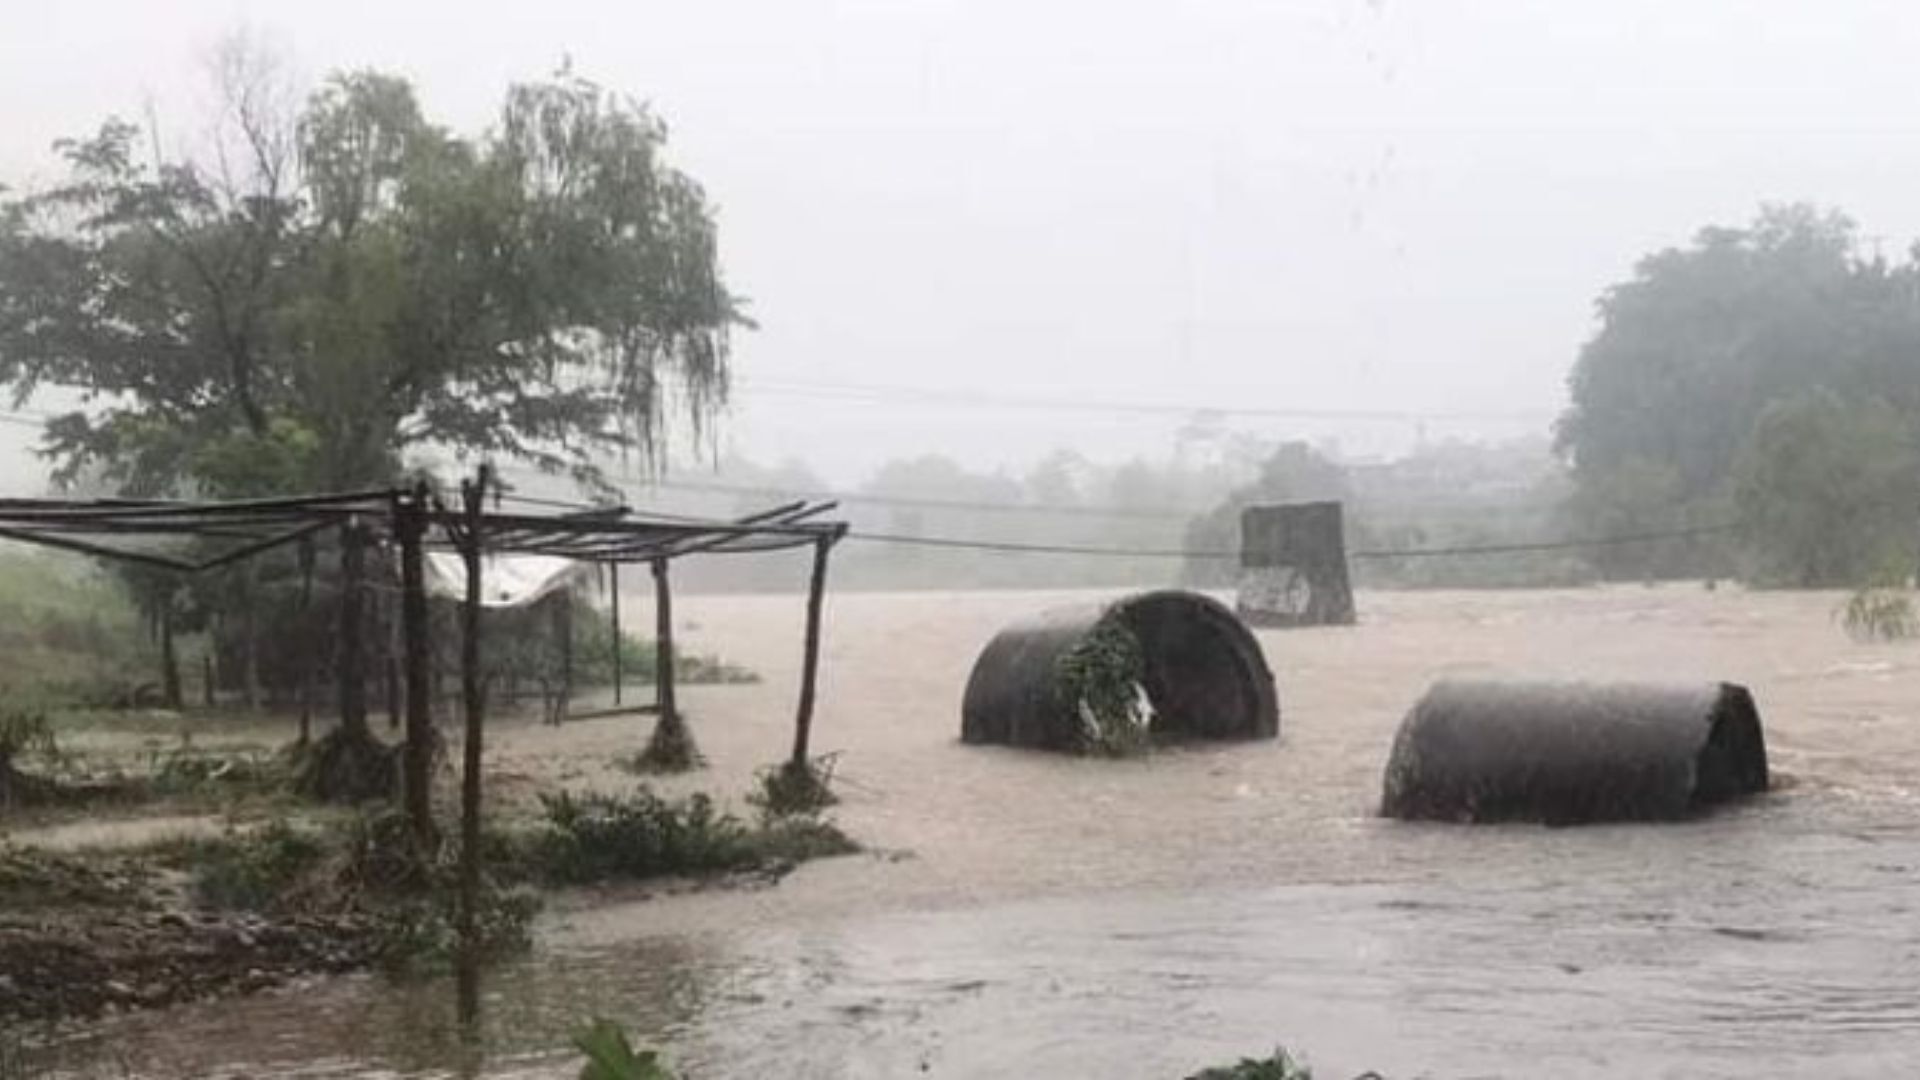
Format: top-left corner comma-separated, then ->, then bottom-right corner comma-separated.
34,585 -> 1920,1078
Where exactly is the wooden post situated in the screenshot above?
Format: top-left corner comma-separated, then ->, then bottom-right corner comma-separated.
159,594 -> 182,711
457,467 -> 489,956
396,484 -> 436,848
203,651 -> 216,709
240,563 -> 260,711
652,558 -> 675,724
554,587 -> 572,723
297,537 -> 316,745
384,585 -> 403,731
339,517 -> 369,739
609,562 -> 623,706
790,536 -> 833,764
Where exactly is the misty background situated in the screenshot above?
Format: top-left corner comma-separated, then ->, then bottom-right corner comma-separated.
5,1 -> 1920,591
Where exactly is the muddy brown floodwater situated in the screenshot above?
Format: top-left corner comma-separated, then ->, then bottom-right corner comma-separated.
31,585 -> 1920,1078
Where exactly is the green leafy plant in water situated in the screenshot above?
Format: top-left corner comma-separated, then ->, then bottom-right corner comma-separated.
0,704 -> 52,768
1185,1048 -> 1384,1080
629,711 -> 704,775
532,785 -> 857,885
573,1018 -> 676,1080
183,820 -> 330,911
0,700 -> 63,808
746,754 -> 839,821
535,788 -> 755,883
1053,616 -> 1151,756
1839,587 -> 1918,642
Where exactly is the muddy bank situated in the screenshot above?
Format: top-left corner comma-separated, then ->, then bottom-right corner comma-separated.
0,849 -> 374,1023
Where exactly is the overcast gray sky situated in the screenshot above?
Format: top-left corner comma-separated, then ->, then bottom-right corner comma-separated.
5,0 -> 1920,484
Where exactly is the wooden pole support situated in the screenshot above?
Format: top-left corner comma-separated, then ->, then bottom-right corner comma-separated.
457,466 -> 489,954
338,517 -> 368,738
609,562 -> 623,707
652,558 -> 675,723
396,484 -> 437,848
297,537 -> 316,744
791,536 -> 834,764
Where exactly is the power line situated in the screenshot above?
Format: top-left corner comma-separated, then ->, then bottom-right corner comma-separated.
842,520 -> 1742,563
632,476 -> 1200,521
735,377 -> 1555,425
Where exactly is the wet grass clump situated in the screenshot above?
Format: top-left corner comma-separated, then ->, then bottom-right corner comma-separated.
1839,586 -> 1918,642
182,820 -> 330,910
529,785 -> 856,886
747,756 -> 839,820
574,1018 -> 678,1080
533,789 -> 753,883
1185,1048 -> 1384,1080
149,812 -> 539,970
0,704 -> 59,809
627,712 -> 704,775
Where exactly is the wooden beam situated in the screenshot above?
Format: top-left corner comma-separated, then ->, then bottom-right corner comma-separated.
791,536 -> 834,764
159,593 -> 182,711
609,562 -> 623,707
338,517 -> 369,739
552,586 -> 573,724
297,537 -> 316,745
456,467 -> 490,956
652,558 -> 676,724
397,484 -> 437,849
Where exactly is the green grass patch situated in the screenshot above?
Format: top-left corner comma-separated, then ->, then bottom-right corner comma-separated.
747,756 -> 840,821
528,785 -> 856,886
1839,586 -> 1918,642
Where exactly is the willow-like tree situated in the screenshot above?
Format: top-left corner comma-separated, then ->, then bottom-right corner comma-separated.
0,53 -> 741,497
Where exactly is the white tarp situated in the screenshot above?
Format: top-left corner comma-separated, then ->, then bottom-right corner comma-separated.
424,552 -> 593,609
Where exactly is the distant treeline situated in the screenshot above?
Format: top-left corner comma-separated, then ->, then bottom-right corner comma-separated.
572,434 -> 1581,595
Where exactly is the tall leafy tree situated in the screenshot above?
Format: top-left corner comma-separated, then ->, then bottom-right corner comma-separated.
1733,389 -> 1918,586
0,55 -> 741,498
1557,203 -> 1920,580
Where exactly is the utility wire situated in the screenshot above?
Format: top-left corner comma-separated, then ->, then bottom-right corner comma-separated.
735,377 -> 1554,425
841,520 -> 1742,563
630,476 -> 1200,521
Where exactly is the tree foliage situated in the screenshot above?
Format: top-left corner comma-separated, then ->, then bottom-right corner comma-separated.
1558,203 -> 1920,582
0,52 -> 741,498
1732,389 -> 1918,586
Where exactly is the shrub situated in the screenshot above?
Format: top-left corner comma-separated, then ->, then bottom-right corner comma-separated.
747,756 -> 839,821
182,821 -> 330,911
749,816 -> 859,865
574,1019 -> 677,1080
629,712 -> 704,775
534,789 -> 756,884
531,785 -> 857,885
1054,617 -> 1151,756
0,703 -> 59,808
158,811 -> 537,969
1185,1049 -> 1383,1080
1839,587 -> 1918,642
